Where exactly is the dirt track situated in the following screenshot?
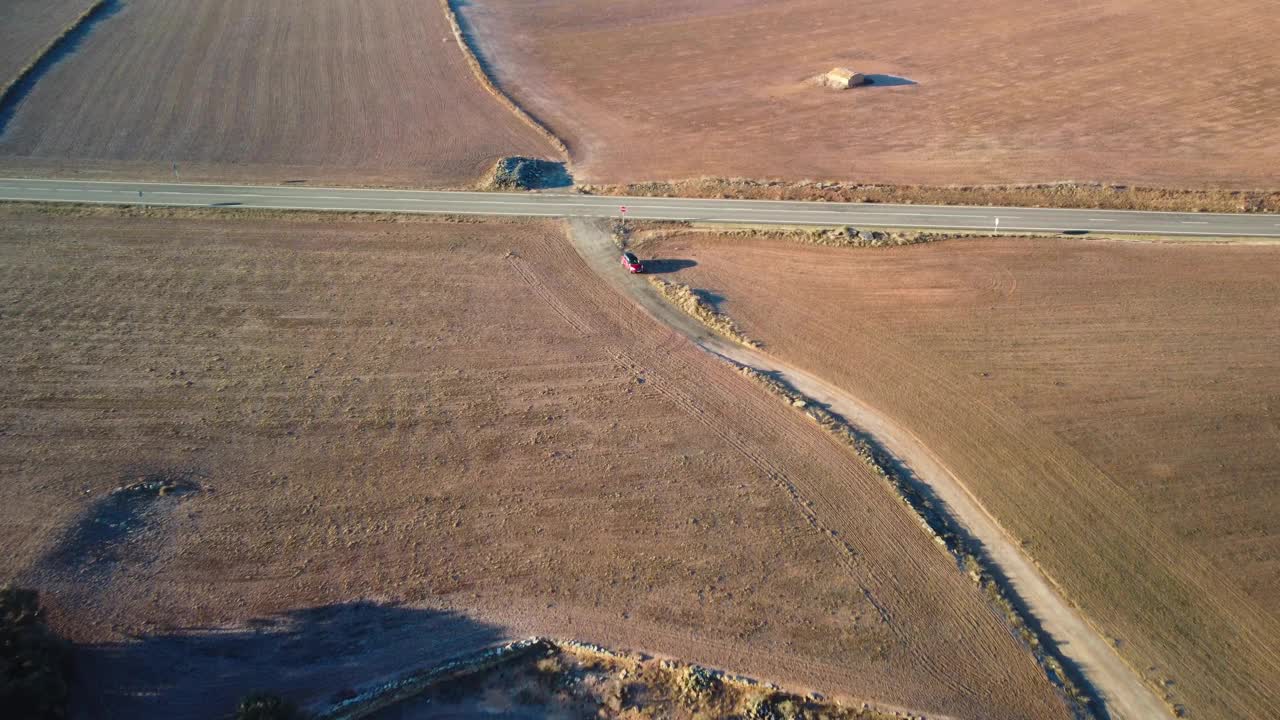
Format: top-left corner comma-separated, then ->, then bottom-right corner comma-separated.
0,207 -> 1070,718
570,220 -> 1171,719
638,230 -> 1280,719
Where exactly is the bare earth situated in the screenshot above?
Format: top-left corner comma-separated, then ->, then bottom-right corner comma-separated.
0,0 -> 95,88
0,207 -> 1071,719
0,0 -> 559,186
461,0 -> 1280,188
639,230 -> 1280,719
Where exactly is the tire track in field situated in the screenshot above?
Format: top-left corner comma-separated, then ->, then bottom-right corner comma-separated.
565,218 -> 1171,720
506,236 -> 904,637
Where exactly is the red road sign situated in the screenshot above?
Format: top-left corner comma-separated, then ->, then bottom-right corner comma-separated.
620,206 -> 628,214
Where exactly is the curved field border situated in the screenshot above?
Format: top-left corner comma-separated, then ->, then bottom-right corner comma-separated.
0,1 -> 113,133
437,0 -> 569,160
569,218 -> 1170,720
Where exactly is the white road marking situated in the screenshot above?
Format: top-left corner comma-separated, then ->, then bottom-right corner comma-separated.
2,179 -> 1279,237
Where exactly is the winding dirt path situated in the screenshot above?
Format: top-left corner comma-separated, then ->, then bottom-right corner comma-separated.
566,218 -> 1172,720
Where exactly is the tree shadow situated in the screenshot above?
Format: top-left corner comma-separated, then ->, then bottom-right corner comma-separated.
0,0 -> 124,135
72,602 -> 509,719
642,258 -> 697,275
863,74 -> 917,88
35,468 -> 202,586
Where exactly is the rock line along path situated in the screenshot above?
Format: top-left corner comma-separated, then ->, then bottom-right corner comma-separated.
563,218 -> 1175,720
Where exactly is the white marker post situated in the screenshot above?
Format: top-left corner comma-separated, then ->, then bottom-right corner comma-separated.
994,217 -> 1000,235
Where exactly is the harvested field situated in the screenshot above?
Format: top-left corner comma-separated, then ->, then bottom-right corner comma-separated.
0,207 -> 1071,718
0,0 -> 560,186
0,0 -> 97,92
638,230 -> 1280,719
461,0 -> 1280,188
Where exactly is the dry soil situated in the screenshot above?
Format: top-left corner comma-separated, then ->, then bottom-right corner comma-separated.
0,0 -> 560,186
0,0 -> 97,90
461,0 -> 1280,188
638,230 -> 1280,719
0,206 -> 1070,719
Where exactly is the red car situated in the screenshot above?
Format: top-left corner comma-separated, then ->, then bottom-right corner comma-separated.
620,251 -> 644,274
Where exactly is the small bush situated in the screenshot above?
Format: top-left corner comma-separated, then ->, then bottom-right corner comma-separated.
234,692 -> 308,720
0,586 -> 73,720
675,665 -> 721,705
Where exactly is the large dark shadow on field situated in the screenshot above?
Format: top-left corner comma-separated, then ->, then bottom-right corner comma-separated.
642,258 -> 697,275
35,468 -> 202,586
751,367 -> 1110,719
72,603 -> 508,720
0,0 -> 124,136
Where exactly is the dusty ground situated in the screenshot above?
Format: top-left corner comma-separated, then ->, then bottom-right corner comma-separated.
0,0 -> 95,90
638,230 -> 1280,719
0,0 -> 559,186
368,641 -> 899,720
0,206 -> 1071,718
462,0 -> 1280,188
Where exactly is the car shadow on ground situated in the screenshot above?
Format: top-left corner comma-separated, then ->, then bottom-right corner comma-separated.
71,602 -> 508,719
641,258 -> 697,274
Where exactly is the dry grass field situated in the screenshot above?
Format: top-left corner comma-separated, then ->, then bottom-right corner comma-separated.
0,0 -> 96,90
462,0 -> 1280,188
638,230 -> 1280,718
0,0 -> 559,186
0,206 -> 1071,718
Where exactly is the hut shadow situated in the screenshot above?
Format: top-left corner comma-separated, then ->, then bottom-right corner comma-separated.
72,602 -> 509,719
643,258 -> 697,275
863,74 -> 917,88
0,0 -> 123,134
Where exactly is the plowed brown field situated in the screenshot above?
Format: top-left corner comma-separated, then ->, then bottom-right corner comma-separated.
639,230 -> 1280,718
0,0 -> 96,88
0,0 -> 559,186
0,207 -> 1070,718
461,0 -> 1280,188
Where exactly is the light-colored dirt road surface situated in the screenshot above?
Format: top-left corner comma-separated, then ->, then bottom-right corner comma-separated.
0,205 -> 1072,719
572,220 -> 1170,720
0,0 -> 96,88
0,0 -> 559,186
461,0 -> 1280,188
638,228 -> 1280,719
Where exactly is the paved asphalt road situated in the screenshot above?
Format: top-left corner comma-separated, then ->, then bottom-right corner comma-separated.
2,177 -> 1278,237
